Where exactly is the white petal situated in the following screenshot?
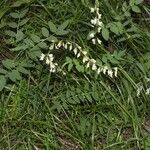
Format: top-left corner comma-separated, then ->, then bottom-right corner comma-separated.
64,43 -> 68,49
97,67 -> 102,74
114,67 -> 118,77
146,88 -> 150,95
108,69 -> 113,78
82,51 -> 87,55
40,53 -> 45,61
89,32 -> 95,38
92,38 -> 96,45
90,59 -> 96,64
73,48 -> 78,55
69,44 -> 73,51
86,62 -> 90,68
97,38 -> 102,45
90,7 -> 95,13
57,41 -> 62,48
46,57 -> 50,64
49,44 -> 54,50
83,56 -> 89,63
92,64 -> 97,70
77,53 -> 81,58
103,66 -> 108,74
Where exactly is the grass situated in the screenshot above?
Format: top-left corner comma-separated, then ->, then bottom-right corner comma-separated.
0,0 -> 150,149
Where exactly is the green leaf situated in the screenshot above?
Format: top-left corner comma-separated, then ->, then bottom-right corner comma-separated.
132,5 -> 141,13
19,8 -> 29,18
11,0 -> 31,7
24,38 -> 34,47
66,57 -> 72,63
55,29 -> 69,36
12,45 -> 28,51
29,47 -> 41,59
135,0 -> 143,4
41,27 -> 49,37
76,65 -> 84,72
116,22 -> 123,34
110,23 -> 119,35
37,42 -> 48,49
31,34 -> 41,43
0,8 -> 9,19
16,30 -> 24,42
48,21 -> 57,33
2,59 -> 15,69
9,12 -> 20,18
17,67 -> 29,74
122,2 -> 128,12
87,30 -> 95,40
47,35 -> 58,42
8,70 -> 22,82
0,69 -> 7,74
57,20 -> 70,31
129,0 -> 135,6
7,22 -> 17,28
102,28 -> 109,41
19,18 -> 30,26
124,11 -> 131,17
0,75 -> 6,91
5,30 -> 16,37
68,63 -> 73,72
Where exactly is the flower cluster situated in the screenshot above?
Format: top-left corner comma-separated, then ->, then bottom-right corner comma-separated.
136,80 -> 150,97
88,5 -> 103,45
146,88 -> 150,95
39,40 -> 118,78
49,40 -> 82,57
82,56 -> 118,78
40,53 -> 58,73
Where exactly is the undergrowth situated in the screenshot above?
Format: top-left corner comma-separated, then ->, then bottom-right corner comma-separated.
0,0 -> 150,149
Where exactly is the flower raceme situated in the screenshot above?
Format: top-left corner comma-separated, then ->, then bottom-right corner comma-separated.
88,6 -> 103,45
39,40 -> 118,78
40,53 -> 58,73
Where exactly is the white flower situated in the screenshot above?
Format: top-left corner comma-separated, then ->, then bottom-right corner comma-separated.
62,42 -> 65,47
97,67 -> 102,74
114,67 -> 118,77
83,56 -> 89,63
49,44 -> 54,50
90,7 -> 95,13
97,21 -> 102,26
73,48 -> 78,55
89,32 -> 95,38
103,66 -> 108,74
97,38 -> 101,45
146,88 -> 150,95
69,44 -> 73,51
40,53 -> 45,61
92,38 -> 96,45
64,43 -> 68,49
97,13 -> 102,19
107,69 -> 113,78
92,64 -> 97,70
77,53 -> 81,58
97,27 -> 101,33
86,62 -> 90,68
82,51 -> 87,55
57,41 -> 62,48
96,8 -> 99,13
90,59 -> 96,64
48,54 -> 54,61
46,57 -> 50,64
137,84 -> 143,97
91,18 -> 97,25
77,45 -> 82,50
